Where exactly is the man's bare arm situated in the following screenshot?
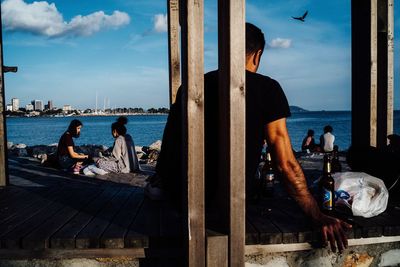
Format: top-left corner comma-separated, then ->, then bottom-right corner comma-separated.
265,118 -> 351,252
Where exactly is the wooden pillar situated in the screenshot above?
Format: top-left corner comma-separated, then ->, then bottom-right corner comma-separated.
352,0 -> 394,148
0,7 -> 9,187
168,0 -> 181,105
377,0 -> 394,147
180,0 -> 205,266
206,231 -> 228,267
218,0 -> 246,266
387,0 -> 394,138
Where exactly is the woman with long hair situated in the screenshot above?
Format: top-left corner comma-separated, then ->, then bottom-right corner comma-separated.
57,119 -> 89,174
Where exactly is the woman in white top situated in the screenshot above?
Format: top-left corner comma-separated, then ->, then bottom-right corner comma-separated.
320,125 -> 335,152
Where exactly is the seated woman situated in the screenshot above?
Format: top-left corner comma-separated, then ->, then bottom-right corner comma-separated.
116,116 -> 141,172
57,119 -> 89,174
95,117 -> 132,173
301,129 -> 316,152
320,125 -> 335,152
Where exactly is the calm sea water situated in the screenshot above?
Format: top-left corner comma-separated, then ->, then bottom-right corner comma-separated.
6,111 -> 400,151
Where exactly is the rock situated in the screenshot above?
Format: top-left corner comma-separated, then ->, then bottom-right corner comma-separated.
343,253 -> 373,267
147,150 -> 160,163
76,144 -> 108,157
136,151 -> 145,159
28,145 -> 57,158
379,249 -> 400,267
14,148 -> 28,157
7,142 -> 13,149
15,143 -> 27,149
149,140 -> 162,151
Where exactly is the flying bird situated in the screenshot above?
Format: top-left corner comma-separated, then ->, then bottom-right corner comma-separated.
292,10 -> 308,22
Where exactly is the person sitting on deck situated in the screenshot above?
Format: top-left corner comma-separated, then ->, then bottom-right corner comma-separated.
94,117 -> 133,174
116,116 -> 141,172
148,22 -> 351,253
320,125 -> 335,152
57,119 -> 89,174
301,129 -> 317,152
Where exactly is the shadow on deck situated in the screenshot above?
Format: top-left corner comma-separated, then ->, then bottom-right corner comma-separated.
0,157 -> 184,265
1,155 -> 400,264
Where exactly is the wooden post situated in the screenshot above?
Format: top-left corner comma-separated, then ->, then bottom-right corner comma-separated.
387,0 -> 394,139
0,7 -> 9,187
370,0 -> 378,147
351,0 -> 393,148
206,231 -> 228,267
168,0 -> 181,105
218,0 -> 246,266
376,0 -> 394,147
180,0 -> 205,266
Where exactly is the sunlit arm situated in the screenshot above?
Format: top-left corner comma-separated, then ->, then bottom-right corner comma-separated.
67,146 -> 88,160
265,118 -> 351,253
265,118 -> 320,220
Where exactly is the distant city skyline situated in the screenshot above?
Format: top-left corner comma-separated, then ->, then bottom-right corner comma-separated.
1,0 -> 400,111
5,96 -> 169,111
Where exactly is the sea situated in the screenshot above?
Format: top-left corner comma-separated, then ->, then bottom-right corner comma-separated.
5,111 -> 400,152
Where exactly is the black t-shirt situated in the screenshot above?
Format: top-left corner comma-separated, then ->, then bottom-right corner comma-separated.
204,70 -> 291,196
57,132 -> 74,157
156,70 -> 291,201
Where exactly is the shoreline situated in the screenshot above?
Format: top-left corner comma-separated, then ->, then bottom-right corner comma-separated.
6,113 -> 168,118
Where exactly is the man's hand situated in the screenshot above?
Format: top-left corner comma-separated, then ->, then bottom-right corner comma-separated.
315,214 -> 352,253
264,118 -> 352,253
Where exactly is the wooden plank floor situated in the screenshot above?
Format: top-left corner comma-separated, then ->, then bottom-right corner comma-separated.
1,155 -> 400,256
246,154 -> 400,245
0,157 -> 183,253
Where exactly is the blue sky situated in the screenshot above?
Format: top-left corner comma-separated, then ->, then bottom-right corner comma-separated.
1,0 -> 399,111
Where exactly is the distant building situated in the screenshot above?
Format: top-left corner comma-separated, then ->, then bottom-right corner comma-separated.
6,104 -> 12,111
63,105 -> 72,112
11,98 -> 19,111
25,104 -> 34,111
48,100 -> 53,110
31,100 -> 43,111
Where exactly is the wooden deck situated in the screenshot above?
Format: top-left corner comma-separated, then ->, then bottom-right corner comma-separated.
0,157 -> 183,260
244,155 -> 400,246
0,155 -> 399,260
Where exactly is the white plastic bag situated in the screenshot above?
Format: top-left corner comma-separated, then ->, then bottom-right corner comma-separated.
333,172 -> 389,218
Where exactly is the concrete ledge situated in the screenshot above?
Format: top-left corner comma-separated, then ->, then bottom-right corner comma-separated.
246,236 -> 400,254
0,248 -> 145,260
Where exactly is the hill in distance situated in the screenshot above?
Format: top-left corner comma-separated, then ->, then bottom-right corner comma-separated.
289,106 -> 308,113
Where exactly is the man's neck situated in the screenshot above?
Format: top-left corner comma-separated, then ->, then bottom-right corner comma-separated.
245,64 -> 258,73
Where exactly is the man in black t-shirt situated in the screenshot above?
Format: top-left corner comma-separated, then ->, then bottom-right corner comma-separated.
150,23 -> 351,253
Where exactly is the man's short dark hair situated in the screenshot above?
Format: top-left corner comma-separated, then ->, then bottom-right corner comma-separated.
246,22 -> 265,56
324,125 -> 333,133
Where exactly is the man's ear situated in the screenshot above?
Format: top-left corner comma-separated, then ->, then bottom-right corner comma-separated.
253,49 -> 263,66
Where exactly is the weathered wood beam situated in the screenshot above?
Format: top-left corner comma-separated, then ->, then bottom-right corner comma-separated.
168,0 -> 181,105
387,0 -> 394,138
0,8 -> 9,187
180,0 -> 205,266
376,0 -> 394,147
206,231 -> 228,267
370,0 -> 378,147
351,0 -> 393,148
218,0 -> 246,266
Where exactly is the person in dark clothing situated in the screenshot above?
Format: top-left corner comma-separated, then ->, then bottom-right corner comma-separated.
149,22 -> 351,253
57,119 -> 89,174
301,129 -> 316,152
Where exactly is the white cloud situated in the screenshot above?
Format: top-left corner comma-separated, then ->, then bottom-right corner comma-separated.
269,38 -> 292,49
1,0 -> 130,38
153,13 -> 167,33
